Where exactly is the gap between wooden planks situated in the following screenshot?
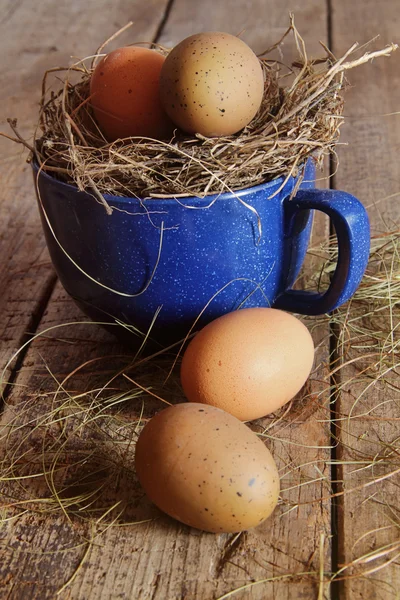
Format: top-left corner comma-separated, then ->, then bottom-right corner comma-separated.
0,1 -> 336,599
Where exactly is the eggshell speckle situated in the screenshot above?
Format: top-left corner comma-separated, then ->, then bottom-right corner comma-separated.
90,46 -> 173,141
180,308 -> 315,421
159,32 -> 265,136
135,403 -> 280,533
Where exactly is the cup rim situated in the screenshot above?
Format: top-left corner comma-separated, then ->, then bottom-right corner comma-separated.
32,157 -> 313,206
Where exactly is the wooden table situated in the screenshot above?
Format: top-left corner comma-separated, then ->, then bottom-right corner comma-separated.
0,1 -> 399,598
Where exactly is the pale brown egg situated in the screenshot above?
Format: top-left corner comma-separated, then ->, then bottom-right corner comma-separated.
159,32 -> 264,137
135,403 -> 280,533
90,46 -> 174,141
180,308 -> 315,421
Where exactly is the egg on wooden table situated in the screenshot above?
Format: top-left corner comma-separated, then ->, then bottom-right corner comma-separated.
159,32 -> 265,136
180,308 -> 315,421
90,46 -> 173,141
135,403 -> 280,533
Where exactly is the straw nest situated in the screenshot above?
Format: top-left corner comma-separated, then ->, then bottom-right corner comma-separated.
15,18 -> 393,204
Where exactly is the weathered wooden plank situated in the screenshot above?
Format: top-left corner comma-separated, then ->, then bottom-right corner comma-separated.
331,1 -> 400,597
0,0 -> 171,389
0,2 -> 334,599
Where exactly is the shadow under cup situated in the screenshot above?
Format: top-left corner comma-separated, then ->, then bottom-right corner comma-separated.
33,160 -> 370,347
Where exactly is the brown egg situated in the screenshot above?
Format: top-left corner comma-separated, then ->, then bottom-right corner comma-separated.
180,308 -> 315,421
135,403 -> 280,533
159,32 -> 264,136
90,46 -> 173,141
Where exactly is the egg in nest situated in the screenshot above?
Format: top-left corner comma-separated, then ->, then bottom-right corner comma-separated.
90,46 -> 173,141
159,32 -> 265,137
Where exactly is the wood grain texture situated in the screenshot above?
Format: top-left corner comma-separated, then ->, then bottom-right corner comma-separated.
0,2 -> 336,599
158,0 -> 327,55
331,1 -> 400,597
0,0 -> 170,388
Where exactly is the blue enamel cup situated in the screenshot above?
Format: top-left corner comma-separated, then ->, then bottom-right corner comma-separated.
33,160 -> 370,345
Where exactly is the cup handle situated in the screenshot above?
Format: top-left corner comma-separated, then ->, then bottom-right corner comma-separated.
274,188 -> 370,315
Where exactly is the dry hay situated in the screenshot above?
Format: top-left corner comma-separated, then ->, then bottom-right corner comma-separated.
4,18 -> 395,203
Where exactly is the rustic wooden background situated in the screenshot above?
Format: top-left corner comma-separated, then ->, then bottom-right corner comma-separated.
0,0 -> 399,598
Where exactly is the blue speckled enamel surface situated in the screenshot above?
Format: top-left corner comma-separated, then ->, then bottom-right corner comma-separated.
33,160 -> 370,345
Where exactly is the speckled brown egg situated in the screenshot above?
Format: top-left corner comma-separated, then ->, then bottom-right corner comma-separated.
180,308 -> 315,421
159,32 -> 264,136
90,46 -> 173,141
135,403 -> 280,533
